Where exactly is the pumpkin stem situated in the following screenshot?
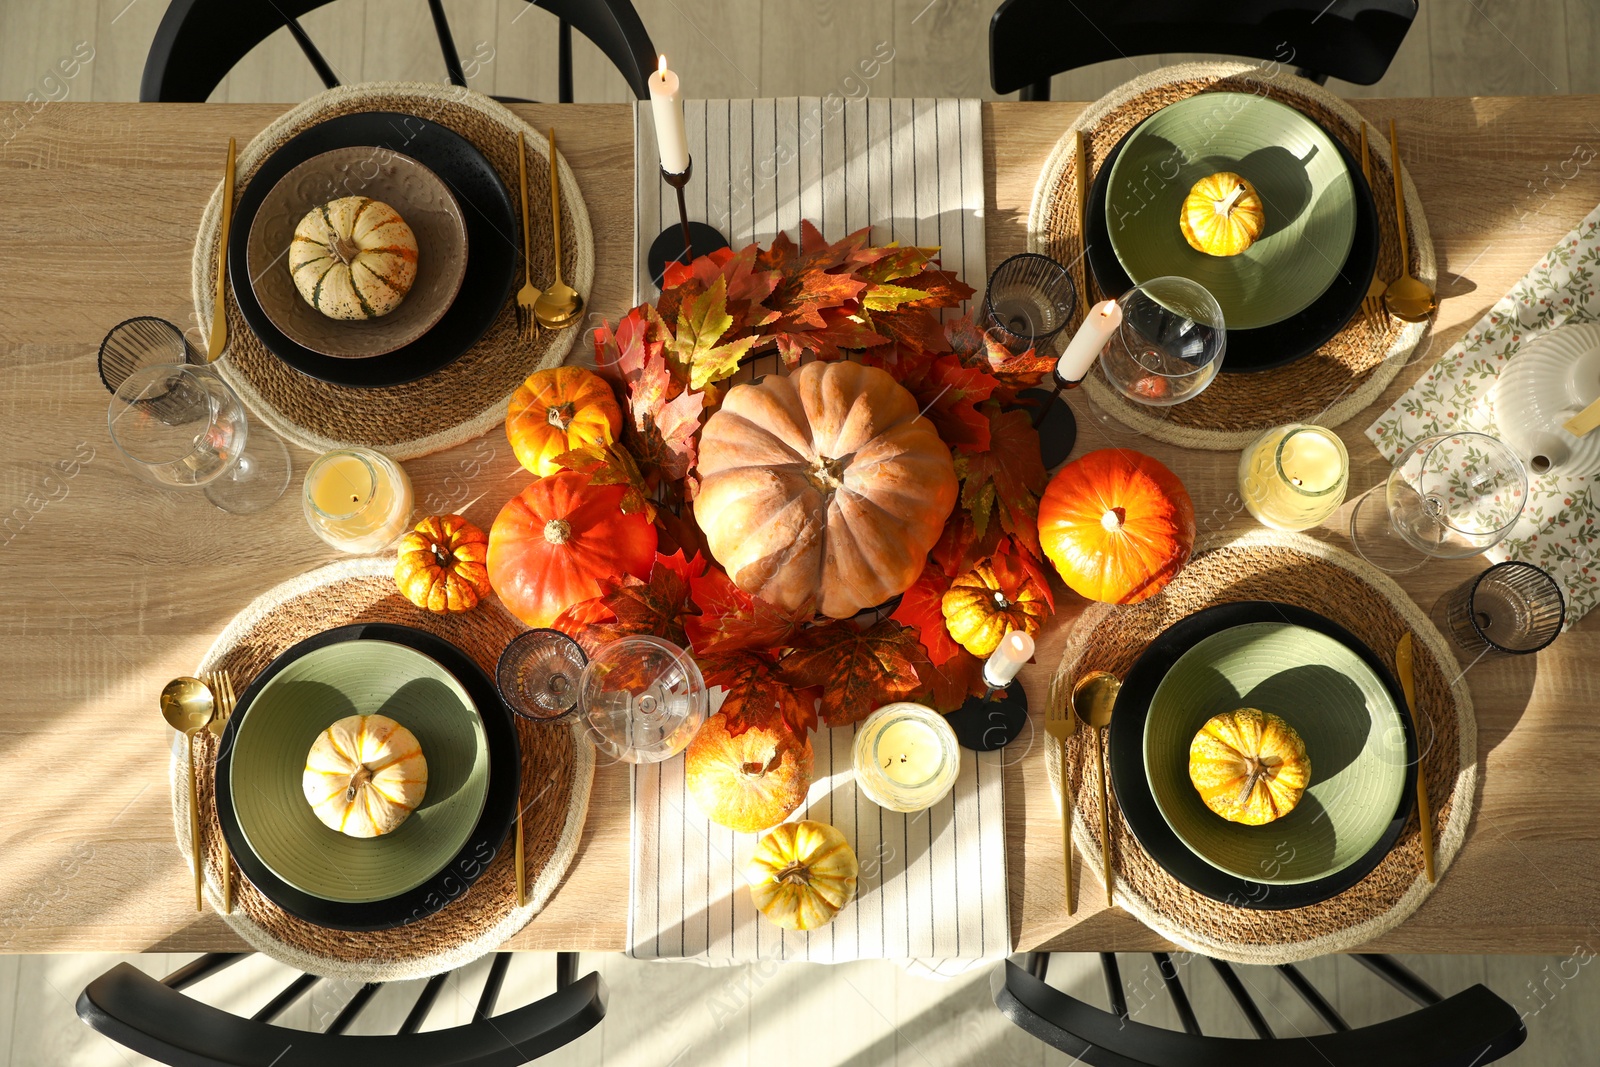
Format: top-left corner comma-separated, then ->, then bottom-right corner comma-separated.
543,518 -> 573,545
429,542 -> 453,568
329,234 -> 361,265
1100,506 -> 1127,532
741,750 -> 783,778
1233,753 -> 1282,808
546,402 -> 576,432
774,861 -> 812,885
1217,183 -> 1247,216
346,764 -> 373,802
806,454 -> 847,493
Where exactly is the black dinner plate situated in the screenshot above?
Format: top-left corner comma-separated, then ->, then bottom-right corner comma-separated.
215,623 -> 520,931
1107,601 -> 1417,910
227,111 -> 519,388
1086,120 -> 1380,373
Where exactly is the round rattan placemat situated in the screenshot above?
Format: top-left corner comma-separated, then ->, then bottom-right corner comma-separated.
1031,63 -> 1436,449
191,82 -> 594,460
1046,530 -> 1474,965
169,557 -> 594,981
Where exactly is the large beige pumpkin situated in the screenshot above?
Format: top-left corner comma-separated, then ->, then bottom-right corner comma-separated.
693,360 -> 957,618
302,714 -> 428,838
289,196 -> 419,320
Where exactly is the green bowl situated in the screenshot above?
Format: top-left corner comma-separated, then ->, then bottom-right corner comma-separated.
229,639 -> 489,903
1105,92 -> 1357,330
1142,621 -> 1407,885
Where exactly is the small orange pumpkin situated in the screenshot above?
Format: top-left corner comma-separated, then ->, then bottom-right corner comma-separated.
394,514 -> 492,614
506,366 -> 623,476
685,712 -> 813,833
1038,449 -> 1195,605
940,553 -> 1051,657
1179,172 -> 1266,257
1189,708 -> 1311,826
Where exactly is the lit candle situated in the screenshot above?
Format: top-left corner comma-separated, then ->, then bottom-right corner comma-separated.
302,447 -> 414,553
852,702 -> 960,813
1238,424 -> 1349,531
982,630 -> 1035,690
648,55 -> 691,175
1056,299 -> 1123,384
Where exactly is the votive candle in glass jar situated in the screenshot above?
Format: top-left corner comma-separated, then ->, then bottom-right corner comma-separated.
852,702 -> 961,813
302,447 -> 414,553
1238,424 -> 1349,531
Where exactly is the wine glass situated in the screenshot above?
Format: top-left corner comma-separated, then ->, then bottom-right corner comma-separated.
1098,276 -> 1227,407
1349,431 -> 1528,573
497,629 -> 589,723
578,635 -> 708,764
107,363 -> 291,514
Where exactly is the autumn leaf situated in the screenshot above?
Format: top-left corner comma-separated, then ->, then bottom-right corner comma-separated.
959,406 -> 1048,557
915,648 -> 987,713
559,550 -> 703,654
594,305 -> 671,393
888,563 -> 963,666
630,385 -> 705,483
906,354 -> 998,454
672,276 -> 760,389
697,649 -> 818,738
861,282 -> 931,312
895,268 -> 975,310
553,442 -> 655,520
685,565 -> 811,655
944,315 -> 1055,402
778,619 -> 924,728
930,509 -> 1003,577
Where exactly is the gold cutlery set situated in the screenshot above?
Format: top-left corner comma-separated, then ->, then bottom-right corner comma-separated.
159,669 -> 239,913
515,128 -> 585,340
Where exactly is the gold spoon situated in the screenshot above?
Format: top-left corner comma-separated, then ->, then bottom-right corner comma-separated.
533,127 -> 584,329
1382,119 -> 1436,323
1072,670 -> 1122,908
160,676 -> 215,911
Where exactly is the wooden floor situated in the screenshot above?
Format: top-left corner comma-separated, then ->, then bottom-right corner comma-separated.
4,1 -> 1599,1064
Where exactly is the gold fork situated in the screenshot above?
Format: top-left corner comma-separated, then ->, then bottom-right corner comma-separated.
1359,121 -> 1390,332
514,131 -> 542,341
205,668 -> 237,914
1044,690 -> 1077,916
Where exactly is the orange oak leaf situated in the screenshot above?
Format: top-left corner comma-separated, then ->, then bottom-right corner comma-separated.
685,565 -> 810,655
697,649 -> 819,738
778,619 -> 924,728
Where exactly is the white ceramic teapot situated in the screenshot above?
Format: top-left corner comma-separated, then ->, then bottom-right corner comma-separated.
1491,322 -> 1600,479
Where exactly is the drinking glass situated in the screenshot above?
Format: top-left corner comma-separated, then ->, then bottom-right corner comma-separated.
302,448 -> 414,553
497,629 -> 589,723
579,635 -> 708,764
107,363 -> 290,514
983,253 -> 1077,353
1434,561 -> 1564,656
1349,432 -> 1528,573
1098,276 -> 1227,407
97,316 -> 198,395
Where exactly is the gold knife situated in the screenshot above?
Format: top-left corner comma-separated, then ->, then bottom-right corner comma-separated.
207,137 -> 236,362
1395,633 -> 1435,883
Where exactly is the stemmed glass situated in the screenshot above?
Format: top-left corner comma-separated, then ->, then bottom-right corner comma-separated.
1348,431 -> 1528,573
107,363 -> 290,514
579,635 -> 708,764
1098,276 -> 1227,407
497,629 -> 589,723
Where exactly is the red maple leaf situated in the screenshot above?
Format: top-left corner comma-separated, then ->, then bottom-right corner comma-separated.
553,442 -> 655,521
914,648 -> 988,713
930,510 -> 1003,577
697,649 -> 818,738
959,406 -> 1048,558
906,354 -> 998,454
685,565 -> 810,655
778,619 -> 924,728
888,563 -> 963,666
944,316 -> 1055,403
556,551 -> 703,655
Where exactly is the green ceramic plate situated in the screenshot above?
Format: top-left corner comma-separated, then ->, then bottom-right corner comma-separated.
1105,92 -> 1357,330
1143,621 -> 1407,885
229,639 -> 489,903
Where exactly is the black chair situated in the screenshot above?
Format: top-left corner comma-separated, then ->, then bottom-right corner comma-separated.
993,951 -> 1527,1066
989,0 -> 1419,100
140,0 -> 657,103
77,950 -> 605,1066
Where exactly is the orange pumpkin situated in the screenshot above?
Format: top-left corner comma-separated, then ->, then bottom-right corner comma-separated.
693,360 -> 958,618
1189,708 -> 1311,826
487,471 -> 657,628
685,712 -> 813,833
506,366 -> 623,476
941,553 -> 1050,657
1038,449 -> 1195,605
394,514 -> 492,614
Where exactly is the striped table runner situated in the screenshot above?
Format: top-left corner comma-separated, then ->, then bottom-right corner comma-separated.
632,97 -> 987,312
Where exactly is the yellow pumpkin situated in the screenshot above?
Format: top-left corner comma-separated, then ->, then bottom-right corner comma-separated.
1178,172 -> 1265,258
506,367 -> 624,476
746,820 -> 858,931
302,714 -> 428,838
394,514 -> 492,614
289,196 -> 419,319
1188,708 -> 1310,826
940,553 -> 1051,658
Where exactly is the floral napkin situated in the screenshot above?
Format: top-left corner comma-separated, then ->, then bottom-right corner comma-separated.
1365,202 -> 1600,626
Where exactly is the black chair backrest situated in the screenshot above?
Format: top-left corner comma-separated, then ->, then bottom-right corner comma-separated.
992,952 -> 1528,1067
140,0 -> 657,103
989,0 -> 1418,99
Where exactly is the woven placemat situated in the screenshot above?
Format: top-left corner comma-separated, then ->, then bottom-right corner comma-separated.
169,557 -> 594,981
1046,530 -> 1474,965
191,82 -> 595,460
1031,62 -> 1436,450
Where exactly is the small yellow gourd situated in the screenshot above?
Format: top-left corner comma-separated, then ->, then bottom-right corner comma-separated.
302,714 -> 428,838
745,820 -> 858,931
1178,172 -> 1266,257
1188,708 -> 1310,826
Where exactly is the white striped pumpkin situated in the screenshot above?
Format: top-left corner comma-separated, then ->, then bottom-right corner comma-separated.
302,714 -> 428,838
289,197 -> 419,320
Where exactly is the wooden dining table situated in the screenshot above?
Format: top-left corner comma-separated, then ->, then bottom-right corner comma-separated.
1,95 -> 1596,959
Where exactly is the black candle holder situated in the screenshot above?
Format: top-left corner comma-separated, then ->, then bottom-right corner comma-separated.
1019,361 -> 1089,470
946,679 -> 1030,752
646,158 -> 730,288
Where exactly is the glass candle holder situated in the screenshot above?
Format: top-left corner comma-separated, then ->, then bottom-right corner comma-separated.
302,447 -> 414,553
1238,424 -> 1350,531
852,702 -> 961,813
1435,560 -> 1565,656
